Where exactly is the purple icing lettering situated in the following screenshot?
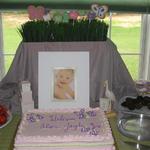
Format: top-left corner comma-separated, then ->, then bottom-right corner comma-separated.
36,114 -> 45,120
65,117 -> 75,121
49,115 -> 65,121
40,123 -> 59,129
64,122 -> 70,132
49,114 -> 75,122
80,122 -> 100,136
89,129 -> 98,136
81,127 -> 90,133
86,110 -> 96,117
64,122 -> 85,132
79,109 -> 86,119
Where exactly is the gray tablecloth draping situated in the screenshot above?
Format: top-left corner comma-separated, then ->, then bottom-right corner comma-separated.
0,39 -> 137,108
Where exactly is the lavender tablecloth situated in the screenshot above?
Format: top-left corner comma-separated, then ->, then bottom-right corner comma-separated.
0,39 -> 137,108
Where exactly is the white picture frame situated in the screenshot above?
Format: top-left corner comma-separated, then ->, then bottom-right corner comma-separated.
38,52 -> 89,109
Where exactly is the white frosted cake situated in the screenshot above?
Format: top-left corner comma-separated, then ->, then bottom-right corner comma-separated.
14,108 -> 115,150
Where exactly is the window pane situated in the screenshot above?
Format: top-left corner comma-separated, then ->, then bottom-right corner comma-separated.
4,55 -> 14,73
2,12 -> 28,74
3,12 -> 28,53
111,13 -> 141,53
110,13 -> 141,80
121,55 -> 139,80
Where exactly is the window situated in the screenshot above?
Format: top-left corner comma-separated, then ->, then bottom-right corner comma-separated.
108,12 -> 142,80
0,11 -> 144,80
2,12 -> 28,73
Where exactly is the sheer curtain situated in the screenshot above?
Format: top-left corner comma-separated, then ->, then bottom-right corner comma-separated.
139,14 -> 150,80
0,13 -> 5,81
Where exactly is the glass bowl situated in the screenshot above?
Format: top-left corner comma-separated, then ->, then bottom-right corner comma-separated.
117,96 -> 150,141
0,111 -> 12,129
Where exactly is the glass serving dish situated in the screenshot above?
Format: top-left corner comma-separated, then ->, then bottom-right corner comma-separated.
117,96 -> 150,141
0,103 -> 12,129
0,110 -> 12,129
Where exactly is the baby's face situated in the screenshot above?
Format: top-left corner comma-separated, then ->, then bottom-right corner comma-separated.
56,70 -> 73,84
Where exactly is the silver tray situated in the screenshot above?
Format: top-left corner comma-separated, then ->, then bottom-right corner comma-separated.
0,111 -> 12,129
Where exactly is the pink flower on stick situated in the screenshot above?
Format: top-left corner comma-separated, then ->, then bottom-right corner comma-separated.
69,11 -> 79,20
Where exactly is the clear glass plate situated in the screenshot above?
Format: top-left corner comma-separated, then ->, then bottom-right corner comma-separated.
118,111 -> 150,141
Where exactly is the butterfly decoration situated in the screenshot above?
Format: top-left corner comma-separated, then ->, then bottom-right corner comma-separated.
86,110 -> 97,117
91,4 -> 108,19
26,113 -> 44,123
27,5 -> 45,20
73,109 -> 97,119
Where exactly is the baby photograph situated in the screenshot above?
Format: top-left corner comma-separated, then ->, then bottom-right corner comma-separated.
53,68 -> 75,100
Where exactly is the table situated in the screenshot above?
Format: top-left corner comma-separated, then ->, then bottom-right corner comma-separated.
108,115 -> 150,150
0,115 -> 20,150
1,114 -> 149,150
0,40 -> 137,108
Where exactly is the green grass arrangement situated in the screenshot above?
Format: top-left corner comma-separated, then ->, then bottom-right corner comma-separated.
18,19 -> 109,42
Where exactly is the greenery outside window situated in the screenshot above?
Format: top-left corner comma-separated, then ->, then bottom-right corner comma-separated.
109,12 -> 142,80
0,11 -> 143,80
